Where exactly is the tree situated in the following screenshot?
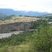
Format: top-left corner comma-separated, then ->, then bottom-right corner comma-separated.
32,20 -> 52,52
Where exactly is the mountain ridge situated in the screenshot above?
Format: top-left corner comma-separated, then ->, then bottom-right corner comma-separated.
0,8 -> 49,16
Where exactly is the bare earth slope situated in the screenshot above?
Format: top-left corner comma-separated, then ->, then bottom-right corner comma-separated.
0,16 -> 40,39
0,16 -> 39,25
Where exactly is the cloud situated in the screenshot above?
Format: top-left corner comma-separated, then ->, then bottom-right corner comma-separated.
0,0 -> 52,13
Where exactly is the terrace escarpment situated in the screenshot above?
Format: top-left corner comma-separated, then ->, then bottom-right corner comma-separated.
0,17 -> 39,33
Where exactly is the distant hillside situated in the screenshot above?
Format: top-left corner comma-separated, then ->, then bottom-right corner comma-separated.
0,17 -> 39,25
0,8 -> 52,20
0,8 -> 48,16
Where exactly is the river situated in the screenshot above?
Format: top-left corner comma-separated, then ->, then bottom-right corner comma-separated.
0,31 -> 24,39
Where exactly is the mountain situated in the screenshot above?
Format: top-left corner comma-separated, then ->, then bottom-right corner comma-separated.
0,9 -> 49,16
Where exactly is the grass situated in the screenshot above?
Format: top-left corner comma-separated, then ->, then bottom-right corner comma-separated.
0,43 -> 32,52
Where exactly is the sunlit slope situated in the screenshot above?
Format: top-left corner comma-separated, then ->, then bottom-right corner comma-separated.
0,17 -> 39,25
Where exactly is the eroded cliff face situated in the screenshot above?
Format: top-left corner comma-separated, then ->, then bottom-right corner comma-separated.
0,17 -> 40,33
0,22 -> 33,33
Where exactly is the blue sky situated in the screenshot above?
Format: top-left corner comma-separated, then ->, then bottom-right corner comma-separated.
0,0 -> 52,13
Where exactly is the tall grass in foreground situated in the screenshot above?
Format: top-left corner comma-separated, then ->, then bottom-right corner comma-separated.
0,20 -> 52,52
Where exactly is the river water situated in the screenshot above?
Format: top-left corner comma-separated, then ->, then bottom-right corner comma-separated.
0,31 -> 24,39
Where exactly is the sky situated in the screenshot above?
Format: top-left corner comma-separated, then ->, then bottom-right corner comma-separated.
0,0 -> 52,13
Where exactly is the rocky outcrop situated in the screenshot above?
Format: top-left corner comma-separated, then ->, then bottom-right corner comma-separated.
0,22 -> 33,33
